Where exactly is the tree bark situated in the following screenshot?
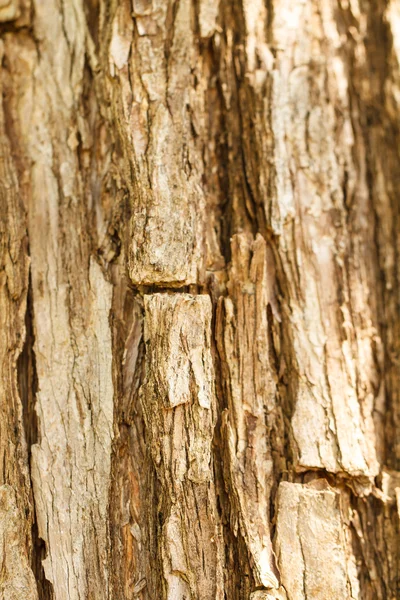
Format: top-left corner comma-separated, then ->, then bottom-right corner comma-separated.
0,0 -> 399,599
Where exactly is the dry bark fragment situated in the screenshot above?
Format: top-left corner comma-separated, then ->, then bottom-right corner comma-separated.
274,0 -> 380,479
30,259 -> 114,600
0,0 -> 19,22
262,0 -> 381,479
274,481 -> 359,600
108,0 -> 207,286
199,0 -> 221,38
216,232 -> 279,590
0,485 -> 38,600
141,293 -> 224,599
218,0 -> 383,480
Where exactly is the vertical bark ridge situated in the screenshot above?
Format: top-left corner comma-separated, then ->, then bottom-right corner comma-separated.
3,1 -> 116,597
213,0 -> 400,597
100,1 -> 229,596
216,233 -> 282,592
355,0 -> 400,472
140,294 -> 224,598
0,30 -> 38,598
108,274 -> 160,600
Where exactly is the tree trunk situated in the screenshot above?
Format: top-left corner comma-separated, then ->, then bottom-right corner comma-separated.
0,0 -> 399,598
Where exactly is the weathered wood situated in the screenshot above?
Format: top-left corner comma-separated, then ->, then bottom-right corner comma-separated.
216,233 -> 279,590
0,46 -> 37,598
141,293 -> 224,598
275,481 -> 359,600
0,0 -> 399,599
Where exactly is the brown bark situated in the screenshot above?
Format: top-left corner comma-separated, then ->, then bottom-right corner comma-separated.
0,1 -> 399,599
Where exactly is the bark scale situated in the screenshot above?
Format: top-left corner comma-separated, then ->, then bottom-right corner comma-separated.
0,0 -> 399,599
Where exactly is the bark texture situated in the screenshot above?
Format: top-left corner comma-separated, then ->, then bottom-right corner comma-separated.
0,0 -> 399,599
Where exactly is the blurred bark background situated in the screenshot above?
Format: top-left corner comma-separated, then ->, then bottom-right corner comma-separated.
0,0 -> 399,598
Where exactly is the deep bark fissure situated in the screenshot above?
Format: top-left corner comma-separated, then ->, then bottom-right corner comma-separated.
17,271 -> 55,600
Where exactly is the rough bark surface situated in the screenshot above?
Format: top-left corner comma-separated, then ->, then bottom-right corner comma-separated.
0,0 -> 399,599
141,293 -> 224,598
0,45 -> 36,598
275,481 -> 359,599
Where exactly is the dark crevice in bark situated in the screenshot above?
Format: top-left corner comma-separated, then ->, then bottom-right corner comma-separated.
17,271 -> 54,600
109,281 -> 162,600
214,1 -> 258,248
350,491 -> 400,600
18,273 -> 37,451
210,4 -> 295,588
213,312 -> 258,599
340,0 -> 400,475
364,1 -> 400,473
84,0 -> 100,48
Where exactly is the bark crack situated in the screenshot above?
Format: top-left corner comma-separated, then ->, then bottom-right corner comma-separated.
18,271 -> 54,600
